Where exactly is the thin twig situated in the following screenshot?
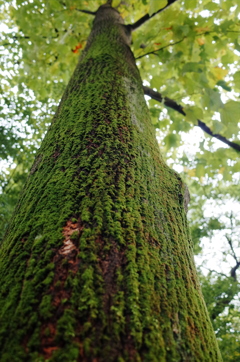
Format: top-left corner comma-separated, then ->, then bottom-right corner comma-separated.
225,235 -> 240,280
143,86 -> 240,153
1,34 -> 60,47
201,266 -> 229,278
136,30 -> 240,60
136,38 -> 185,60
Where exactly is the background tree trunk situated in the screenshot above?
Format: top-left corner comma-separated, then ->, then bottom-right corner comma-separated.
0,4 -> 222,361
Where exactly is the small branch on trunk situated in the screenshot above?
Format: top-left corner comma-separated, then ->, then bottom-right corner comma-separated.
129,0 -> 178,31
143,86 -> 240,153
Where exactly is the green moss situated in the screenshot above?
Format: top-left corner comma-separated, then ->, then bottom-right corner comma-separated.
39,295 -> 53,318
42,271 -> 54,286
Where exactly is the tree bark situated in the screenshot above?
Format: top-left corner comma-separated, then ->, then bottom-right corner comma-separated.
0,4 -> 222,362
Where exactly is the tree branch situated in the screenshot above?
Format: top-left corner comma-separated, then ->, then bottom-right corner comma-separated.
226,235 -> 238,264
225,235 -> 240,281
230,262 -> 240,281
129,0 -> 178,31
143,86 -> 240,153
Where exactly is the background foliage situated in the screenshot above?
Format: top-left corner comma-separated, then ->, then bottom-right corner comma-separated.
0,0 -> 239,360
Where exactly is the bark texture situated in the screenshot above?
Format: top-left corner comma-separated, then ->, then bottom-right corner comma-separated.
0,4 -> 222,362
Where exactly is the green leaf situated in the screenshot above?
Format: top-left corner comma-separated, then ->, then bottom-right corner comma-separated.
184,106 -> 203,124
204,2 -> 219,10
150,76 -> 163,89
220,101 -> 240,125
185,0 -> 197,10
149,0 -> 168,16
182,62 -> 203,74
178,24 -> 190,36
149,107 -> 160,118
49,0 -> 62,10
221,52 -> 234,65
211,120 -> 224,134
203,89 -> 223,111
164,133 -> 180,149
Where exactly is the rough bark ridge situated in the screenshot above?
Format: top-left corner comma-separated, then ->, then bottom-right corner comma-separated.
0,4 -> 222,362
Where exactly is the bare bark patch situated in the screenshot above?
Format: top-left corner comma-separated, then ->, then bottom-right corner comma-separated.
60,220 -> 81,256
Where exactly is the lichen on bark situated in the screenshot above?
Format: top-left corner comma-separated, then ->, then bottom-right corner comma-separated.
0,4 -> 222,362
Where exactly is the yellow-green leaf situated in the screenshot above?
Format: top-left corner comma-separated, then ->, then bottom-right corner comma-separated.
211,67 -> 228,81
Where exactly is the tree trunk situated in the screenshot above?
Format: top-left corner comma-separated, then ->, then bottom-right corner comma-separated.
0,5 -> 222,362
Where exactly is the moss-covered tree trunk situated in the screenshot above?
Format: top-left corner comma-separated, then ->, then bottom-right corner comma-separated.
0,4 -> 221,362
